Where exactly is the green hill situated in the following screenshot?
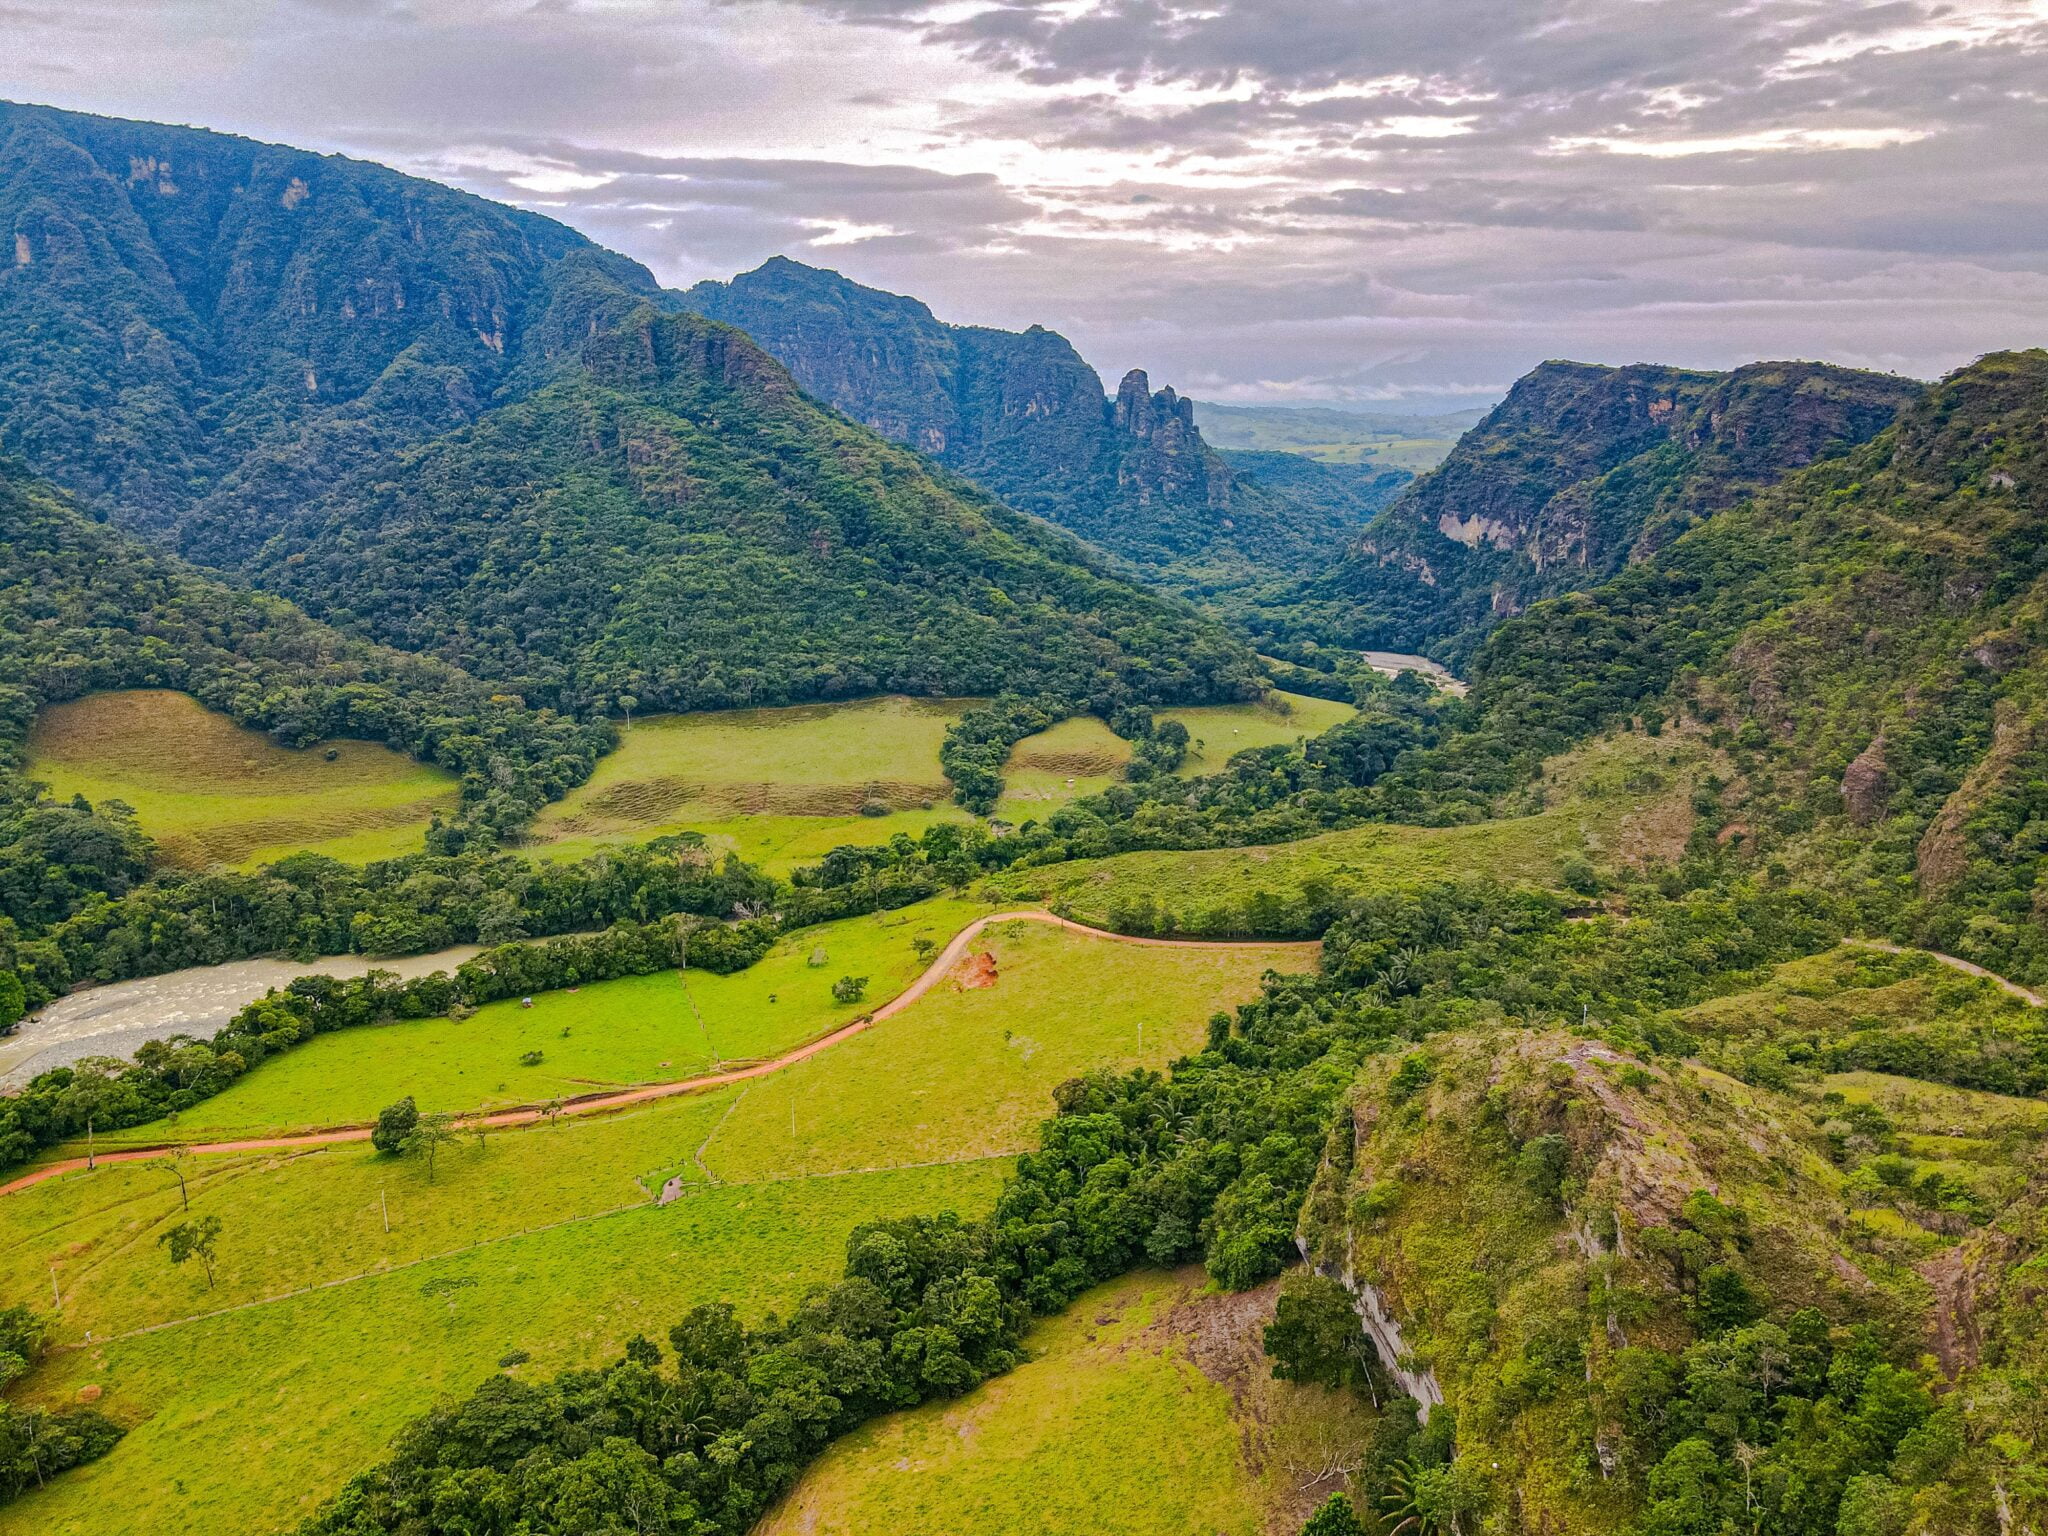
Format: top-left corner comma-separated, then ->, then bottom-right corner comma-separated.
0,104 -> 1260,713
1469,349 -> 2048,981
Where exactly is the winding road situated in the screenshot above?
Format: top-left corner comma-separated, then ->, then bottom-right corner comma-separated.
0,912 -> 1316,1198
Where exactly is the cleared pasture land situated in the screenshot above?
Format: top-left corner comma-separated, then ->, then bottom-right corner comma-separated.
989,731 -> 1703,931
1159,690 -> 1356,776
758,1269 -> 1375,1536
527,694 -> 976,868
0,915 -> 1291,1536
24,690 -> 458,868
140,897 -> 987,1139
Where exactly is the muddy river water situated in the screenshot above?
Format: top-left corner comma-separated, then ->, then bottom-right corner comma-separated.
0,945 -> 483,1087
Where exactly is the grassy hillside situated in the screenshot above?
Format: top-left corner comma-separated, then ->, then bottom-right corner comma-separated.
758,1270 -> 1373,1536
26,690 -> 459,868
989,730 -> 1700,933
0,906 -> 1285,1533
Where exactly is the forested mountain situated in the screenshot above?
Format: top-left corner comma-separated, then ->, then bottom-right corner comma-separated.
1284,359 -> 1921,663
0,103 -> 1259,710
684,258 -> 1402,580
1467,348 -> 2048,979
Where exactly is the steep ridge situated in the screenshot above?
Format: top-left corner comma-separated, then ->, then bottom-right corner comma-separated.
1471,348 -> 2048,982
239,303 -> 1263,713
684,257 -> 1403,580
0,103 -> 1259,710
1291,359 -> 1920,662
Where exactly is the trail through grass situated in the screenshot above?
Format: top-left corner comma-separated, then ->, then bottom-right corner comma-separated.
0,912 -> 1290,1536
25,690 -> 458,868
144,897 -> 988,1138
989,731 -> 1703,930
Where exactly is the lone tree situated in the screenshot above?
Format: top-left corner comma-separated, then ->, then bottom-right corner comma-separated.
371,1096 -> 420,1154
145,1146 -> 192,1210
59,1057 -> 138,1170
401,1112 -> 458,1183
159,1216 -> 223,1290
831,975 -> 868,1004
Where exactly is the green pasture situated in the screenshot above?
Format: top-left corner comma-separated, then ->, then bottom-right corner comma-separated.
1159,690 -> 1355,777
4,1160 -> 1001,1536
699,918 -> 1307,1182
988,731 -> 1701,929
757,1268 -> 1375,1536
0,906 -> 1291,1535
24,690 -> 458,869
136,896 -> 987,1139
526,695 -> 976,869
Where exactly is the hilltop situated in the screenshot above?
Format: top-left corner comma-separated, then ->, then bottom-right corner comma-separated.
684,258 -> 1406,583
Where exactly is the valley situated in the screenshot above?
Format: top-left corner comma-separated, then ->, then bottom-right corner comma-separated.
0,92 -> 2042,1536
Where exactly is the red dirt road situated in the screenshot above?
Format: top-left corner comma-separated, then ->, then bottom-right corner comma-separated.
1,912 -> 1315,1198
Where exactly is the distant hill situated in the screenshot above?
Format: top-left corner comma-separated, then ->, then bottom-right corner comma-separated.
1287,358 -> 1922,662
683,258 -> 1398,582
1194,401 -> 1486,471
0,103 -> 1261,712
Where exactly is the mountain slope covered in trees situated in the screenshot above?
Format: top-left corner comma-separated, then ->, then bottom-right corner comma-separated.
1467,348 -> 2048,980
0,103 -> 1260,710
684,258 -> 1404,581
1284,359 -> 1921,663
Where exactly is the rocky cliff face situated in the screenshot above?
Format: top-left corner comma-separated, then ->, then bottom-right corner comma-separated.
1287,357 -> 1921,663
683,258 -> 1373,580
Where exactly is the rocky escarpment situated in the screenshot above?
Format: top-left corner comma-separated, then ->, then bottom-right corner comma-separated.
684,258 -> 1381,580
1290,358 -> 1921,663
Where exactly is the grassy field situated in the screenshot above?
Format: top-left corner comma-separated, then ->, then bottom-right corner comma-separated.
526,695 -> 976,869
137,897 -> 988,1138
698,919 -> 1309,1182
1160,692 -> 1356,777
24,690 -> 459,868
995,693 -> 1352,822
1,911 -> 1293,1536
757,1268 -> 1375,1536
995,714 -> 1131,821
987,731 -> 1702,930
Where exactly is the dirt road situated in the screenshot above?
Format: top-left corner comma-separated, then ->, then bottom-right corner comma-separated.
0,912 -> 1315,1197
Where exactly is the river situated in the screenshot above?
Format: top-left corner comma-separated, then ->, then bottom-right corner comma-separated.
0,945 -> 484,1088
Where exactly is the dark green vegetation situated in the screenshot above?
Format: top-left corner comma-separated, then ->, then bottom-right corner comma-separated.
1282,359 -> 1921,665
684,258 -> 1404,585
0,103 -> 1260,718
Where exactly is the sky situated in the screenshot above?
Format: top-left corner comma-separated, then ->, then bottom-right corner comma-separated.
4,0 -> 2046,408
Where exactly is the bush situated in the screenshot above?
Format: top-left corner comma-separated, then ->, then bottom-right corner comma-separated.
831,975 -> 869,1004
371,1096 -> 419,1154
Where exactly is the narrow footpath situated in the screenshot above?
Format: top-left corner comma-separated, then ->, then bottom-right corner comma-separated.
0,912 -> 1315,1197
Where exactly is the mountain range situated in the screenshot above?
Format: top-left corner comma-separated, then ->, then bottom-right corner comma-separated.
684,257 -> 1408,584
0,102 -> 1262,716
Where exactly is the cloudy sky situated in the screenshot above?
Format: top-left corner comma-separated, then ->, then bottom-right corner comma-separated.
5,0 -> 2046,406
